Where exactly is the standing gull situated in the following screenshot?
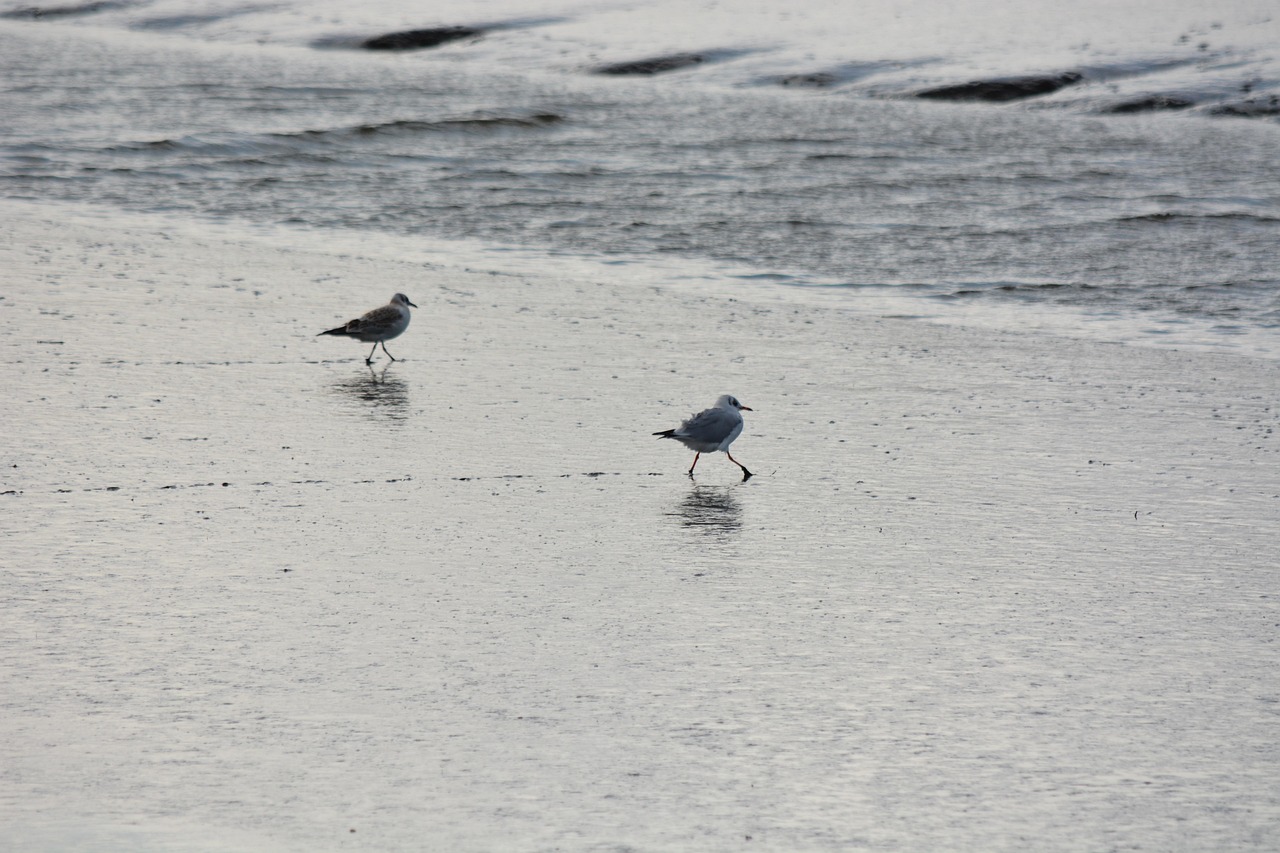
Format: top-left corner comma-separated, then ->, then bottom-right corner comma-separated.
318,293 -> 417,364
654,394 -> 754,480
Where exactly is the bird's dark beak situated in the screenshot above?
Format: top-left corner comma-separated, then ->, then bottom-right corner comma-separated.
408,301 -> 419,308
739,405 -> 753,411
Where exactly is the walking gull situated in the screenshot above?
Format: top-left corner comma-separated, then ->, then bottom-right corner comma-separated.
318,293 -> 417,364
654,394 -> 754,480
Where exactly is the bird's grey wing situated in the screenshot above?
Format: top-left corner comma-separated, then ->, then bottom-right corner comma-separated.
359,304 -> 401,330
679,406 -> 738,443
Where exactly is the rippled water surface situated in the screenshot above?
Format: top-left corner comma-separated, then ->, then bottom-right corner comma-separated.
2,0 -> 1279,352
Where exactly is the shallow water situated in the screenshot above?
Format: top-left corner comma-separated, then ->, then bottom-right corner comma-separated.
1,0 -> 1278,354
3,204 -> 1278,851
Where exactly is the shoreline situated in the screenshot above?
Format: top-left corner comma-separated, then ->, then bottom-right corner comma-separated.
6,196 -> 1278,362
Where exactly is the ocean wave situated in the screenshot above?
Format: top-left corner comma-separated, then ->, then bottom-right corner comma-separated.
1117,212 -> 1280,225
287,113 -> 564,138
99,112 -> 563,156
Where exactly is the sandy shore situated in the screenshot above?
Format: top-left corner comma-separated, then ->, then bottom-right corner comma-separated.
2,199 -> 1277,852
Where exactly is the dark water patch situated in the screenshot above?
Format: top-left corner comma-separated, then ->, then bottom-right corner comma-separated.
734,272 -> 797,282
99,113 -> 563,157
103,134 -> 302,157
1181,279 -> 1277,296
284,113 -> 564,141
2,145 -> 56,165
1117,212 -> 1280,225
778,72 -> 837,88
315,16 -> 563,49
360,26 -> 482,51
0,0 -> 133,19
1102,95 -> 1198,114
106,138 -> 181,153
916,72 -> 1083,102
365,113 -> 563,133
1208,96 -> 1280,118
124,138 -> 181,152
950,281 -> 1087,297
594,53 -> 706,76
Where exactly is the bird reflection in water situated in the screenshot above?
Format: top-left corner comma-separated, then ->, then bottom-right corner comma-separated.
331,364 -> 409,421
672,485 -> 743,535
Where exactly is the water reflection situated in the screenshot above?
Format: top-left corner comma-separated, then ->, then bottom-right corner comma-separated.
331,364 -> 409,421
671,485 -> 743,535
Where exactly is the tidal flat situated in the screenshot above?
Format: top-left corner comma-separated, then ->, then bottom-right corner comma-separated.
2,200 -> 1278,852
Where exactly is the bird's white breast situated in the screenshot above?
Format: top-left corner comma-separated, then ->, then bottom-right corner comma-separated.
718,417 -> 744,451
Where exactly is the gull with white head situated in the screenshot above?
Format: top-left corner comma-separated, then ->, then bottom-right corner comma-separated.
654,394 -> 754,480
318,293 -> 417,364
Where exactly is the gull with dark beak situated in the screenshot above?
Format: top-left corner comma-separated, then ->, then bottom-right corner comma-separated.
318,293 -> 417,364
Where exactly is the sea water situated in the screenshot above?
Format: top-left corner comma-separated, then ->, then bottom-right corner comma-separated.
2,0 -> 1278,354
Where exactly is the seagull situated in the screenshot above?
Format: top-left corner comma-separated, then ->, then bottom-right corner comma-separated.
318,293 -> 417,364
654,394 -> 754,480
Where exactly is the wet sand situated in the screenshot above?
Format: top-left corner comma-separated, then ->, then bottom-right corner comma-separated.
3,199 -> 1278,852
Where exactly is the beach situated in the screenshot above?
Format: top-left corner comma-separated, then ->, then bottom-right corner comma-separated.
2,199 -> 1277,851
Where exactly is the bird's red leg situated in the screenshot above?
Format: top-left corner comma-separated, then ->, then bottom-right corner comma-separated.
727,452 -> 753,481
688,452 -> 700,476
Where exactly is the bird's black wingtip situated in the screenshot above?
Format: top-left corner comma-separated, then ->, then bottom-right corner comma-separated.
653,429 -> 676,438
